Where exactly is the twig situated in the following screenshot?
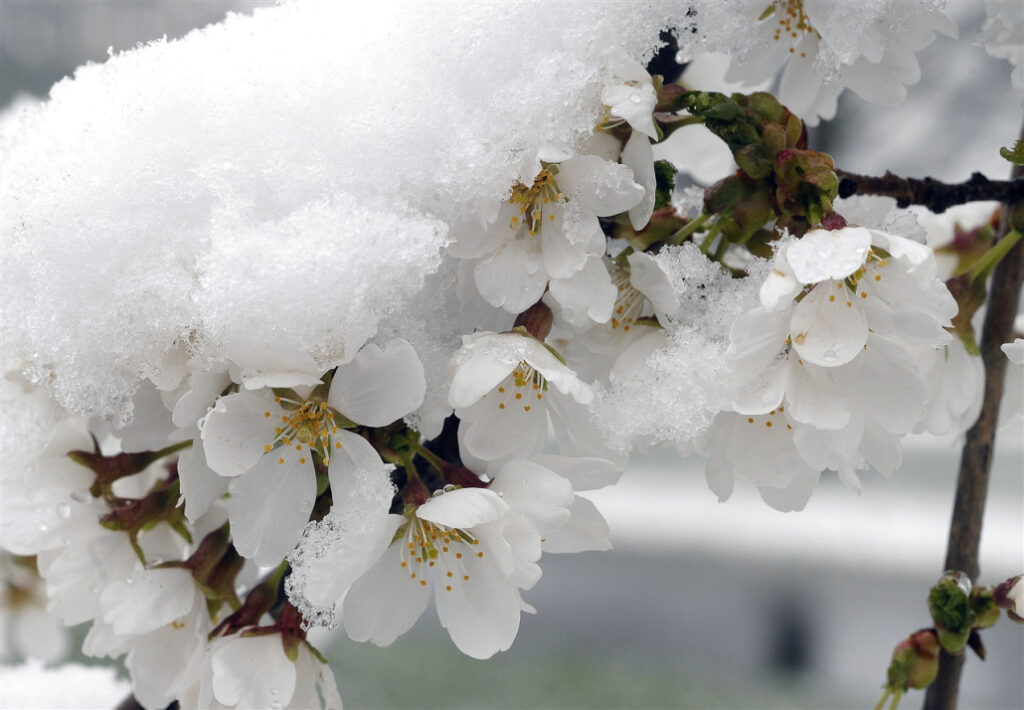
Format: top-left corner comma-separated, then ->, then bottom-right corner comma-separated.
836,170 -> 1024,213
922,140 -> 1024,710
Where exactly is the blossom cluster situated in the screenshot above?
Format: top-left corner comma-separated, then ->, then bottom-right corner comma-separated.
1,1 -> 1022,707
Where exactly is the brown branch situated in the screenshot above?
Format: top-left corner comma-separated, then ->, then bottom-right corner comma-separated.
923,152 -> 1024,710
836,170 -> 1024,213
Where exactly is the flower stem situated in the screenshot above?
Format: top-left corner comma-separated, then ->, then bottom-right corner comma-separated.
923,126 -> 1024,710
667,211 -> 711,245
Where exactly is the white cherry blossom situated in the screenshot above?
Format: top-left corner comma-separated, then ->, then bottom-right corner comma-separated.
724,0 -> 957,125
449,331 -> 599,463
200,339 -> 425,565
178,633 -> 342,710
449,148 -> 642,314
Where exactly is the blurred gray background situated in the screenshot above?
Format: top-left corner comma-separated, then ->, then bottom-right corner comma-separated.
1,1 -> 1022,708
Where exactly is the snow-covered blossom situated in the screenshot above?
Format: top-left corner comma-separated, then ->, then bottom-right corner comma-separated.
711,224 -> 957,507
200,339 -> 425,565
724,0 -> 958,125
449,148 -> 642,315
449,331 -> 600,463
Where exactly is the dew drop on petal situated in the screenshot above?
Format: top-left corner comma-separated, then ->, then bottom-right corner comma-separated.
56,503 -> 71,519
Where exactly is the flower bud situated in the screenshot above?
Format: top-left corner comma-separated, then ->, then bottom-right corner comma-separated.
971,586 -> 1001,629
928,571 -> 974,653
886,628 -> 940,692
993,574 -> 1024,623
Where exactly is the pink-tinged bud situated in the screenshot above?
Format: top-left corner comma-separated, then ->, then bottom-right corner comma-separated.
993,574 -> 1024,623
881,627 -> 940,709
513,300 -> 553,340
819,212 -> 848,231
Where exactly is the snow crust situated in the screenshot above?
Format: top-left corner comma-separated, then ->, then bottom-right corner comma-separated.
1,1 -> 693,423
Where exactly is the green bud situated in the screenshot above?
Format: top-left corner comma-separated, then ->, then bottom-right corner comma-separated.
928,571 -> 974,653
971,587 -> 1000,629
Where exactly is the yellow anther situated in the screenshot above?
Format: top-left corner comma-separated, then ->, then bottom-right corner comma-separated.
264,444 -> 272,452
264,411 -> 271,418
747,417 -> 754,423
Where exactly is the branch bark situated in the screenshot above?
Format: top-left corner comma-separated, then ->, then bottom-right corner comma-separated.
923,157 -> 1024,710
836,170 -> 1024,213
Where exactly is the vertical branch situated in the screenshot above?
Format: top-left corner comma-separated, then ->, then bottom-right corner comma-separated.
923,154 -> 1024,710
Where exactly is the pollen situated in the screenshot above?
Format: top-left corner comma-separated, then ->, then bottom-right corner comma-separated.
747,417 -> 754,424
860,292 -> 867,299
401,561 -> 407,568
264,411 -> 271,418
264,444 -> 272,452
875,274 -> 881,281
829,294 -> 835,302
524,405 -> 531,412
420,580 -> 428,587
765,421 -> 773,428
446,571 -> 453,577
846,301 -> 853,307
446,585 -> 452,591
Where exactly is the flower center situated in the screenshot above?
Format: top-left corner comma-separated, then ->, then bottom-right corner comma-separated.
768,0 -> 814,56
509,167 -> 565,236
489,362 -> 547,413
398,515 -> 483,592
610,264 -> 645,331
263,397 -> 340,466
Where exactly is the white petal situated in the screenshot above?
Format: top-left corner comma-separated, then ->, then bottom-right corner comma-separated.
328,339 -> 426,426
448,354 -> 517,409
200,390 -> 280,478
343,542 -> 431,646
622,131 -> 655,230
540,212 -> 588,278
473,240 -> 548,312
228,450 -> 317,566
760,250 -> 802,310
548,256 -> 617,326
628,251 -> 678,318
177,444 -> 229,523
417,488 -> 509,529
790,282 -> 869,367
297,513 -> 403,611
212,634 -> 296,709
540,496 -> 612,553
457,390 -> 547,461
787,227 -> 871,284
101,568 -> 195,637
326,429 -> 387,498
529,454 -> 622,491
434,547 -> 523,659
556,155 -> 643,217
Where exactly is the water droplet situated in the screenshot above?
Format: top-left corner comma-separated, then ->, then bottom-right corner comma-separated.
56,503 -> 71,519
37,522 -> 49,532
270,689 -> 279,697
269,701 -> 282,709
71,489 -> 91,503
125,577 -> 134,585
629,92 -> 642,103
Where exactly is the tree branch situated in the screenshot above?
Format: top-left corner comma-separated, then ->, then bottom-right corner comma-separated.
923,148 -> 1024,710
836,170 -> 1024,213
